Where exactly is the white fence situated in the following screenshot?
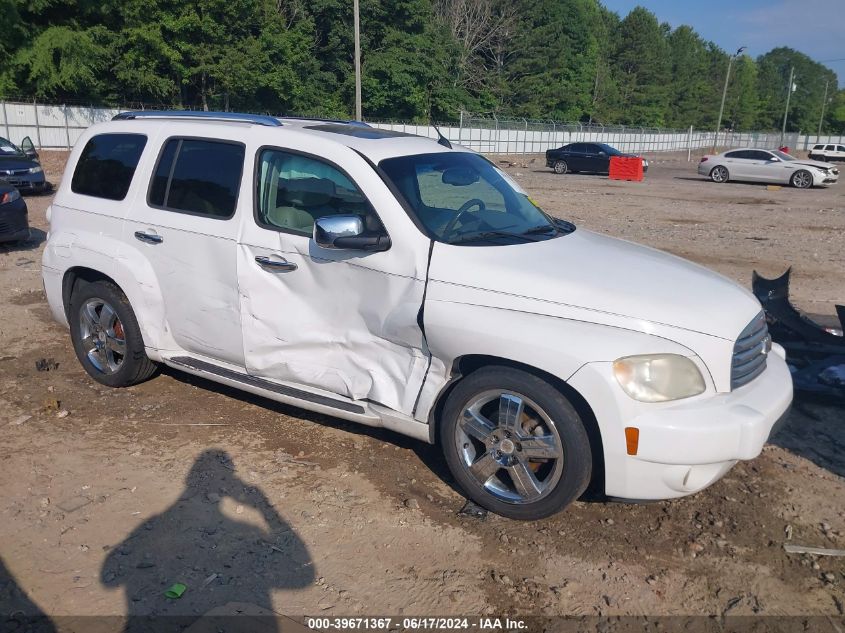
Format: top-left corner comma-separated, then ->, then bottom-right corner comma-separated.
1,100 -> 842,155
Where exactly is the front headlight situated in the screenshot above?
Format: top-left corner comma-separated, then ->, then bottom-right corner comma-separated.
613,354 -> 705,402
28,165 -> 43,174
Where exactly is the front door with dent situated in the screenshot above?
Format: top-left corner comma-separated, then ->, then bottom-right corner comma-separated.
237,141 -> 431,416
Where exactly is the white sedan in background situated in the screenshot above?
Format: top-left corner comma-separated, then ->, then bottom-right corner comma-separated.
698,148 -> 839,188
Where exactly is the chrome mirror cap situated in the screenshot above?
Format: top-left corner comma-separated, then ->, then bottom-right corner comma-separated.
314,215 -> 365,249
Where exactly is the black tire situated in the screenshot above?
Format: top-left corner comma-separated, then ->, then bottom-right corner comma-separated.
790,169 -> 813,189
710,165 -> 729,183
553,160 -> 568,175
69,279 -> 157,387
440,367 -> 592,520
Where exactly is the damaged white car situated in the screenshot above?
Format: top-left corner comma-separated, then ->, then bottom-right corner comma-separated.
42,112 -> 793,519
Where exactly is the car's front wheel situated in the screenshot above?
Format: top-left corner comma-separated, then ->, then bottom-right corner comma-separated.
440,367 -> 592,520
790,169 -> 813,189
69,280 -> 157,387
553,160 -> 568,174
710,165 -> 729,183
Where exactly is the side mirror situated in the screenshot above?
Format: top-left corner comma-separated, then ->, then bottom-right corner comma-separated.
313,215 -> 390,252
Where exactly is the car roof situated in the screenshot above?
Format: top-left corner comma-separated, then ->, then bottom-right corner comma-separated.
100,111 -> 469,163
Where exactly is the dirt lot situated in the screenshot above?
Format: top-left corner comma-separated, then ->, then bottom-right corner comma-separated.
1,152 -> 844,625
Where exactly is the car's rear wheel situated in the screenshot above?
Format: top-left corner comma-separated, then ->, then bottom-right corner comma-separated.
440,367 -> 592,520
553,160 -> 568,174
791,169 -> 813,189
710,165 -> 729,183
69,280 -> 157,387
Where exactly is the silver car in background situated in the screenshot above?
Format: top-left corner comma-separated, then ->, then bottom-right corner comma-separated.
698,148 -> 839,189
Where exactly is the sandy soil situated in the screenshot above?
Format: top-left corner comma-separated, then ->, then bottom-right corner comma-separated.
1,152 -> 843,626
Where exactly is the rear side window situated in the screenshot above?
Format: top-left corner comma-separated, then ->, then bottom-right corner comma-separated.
71,133 -> 147,200
149,138 -> 245,218
724,150 -> 745,159
825,145 -> 835,151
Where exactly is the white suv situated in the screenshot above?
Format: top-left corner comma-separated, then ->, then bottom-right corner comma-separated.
42,111 -> 792,519
808,143 -> 845,162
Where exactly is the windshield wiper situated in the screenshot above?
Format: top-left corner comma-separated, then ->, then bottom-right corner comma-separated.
521,224 -> 560,236
447,230 -> 539,245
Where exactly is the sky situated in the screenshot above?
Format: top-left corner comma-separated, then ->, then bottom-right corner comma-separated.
601,0 -> 845,86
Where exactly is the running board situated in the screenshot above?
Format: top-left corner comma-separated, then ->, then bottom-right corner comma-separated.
168,356 -> 365,414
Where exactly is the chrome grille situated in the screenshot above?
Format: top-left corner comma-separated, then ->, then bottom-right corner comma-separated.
731,312 -> 770,389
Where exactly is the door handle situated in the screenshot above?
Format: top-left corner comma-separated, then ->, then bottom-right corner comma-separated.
255,255 -> 297,272
134,231 -> 163,244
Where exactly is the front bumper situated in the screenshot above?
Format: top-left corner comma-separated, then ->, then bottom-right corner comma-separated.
568,352 -> 793,500
1,171 -> 47,193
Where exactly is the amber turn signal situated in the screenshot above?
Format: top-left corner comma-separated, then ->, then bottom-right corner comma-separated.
624,427 -> 639,456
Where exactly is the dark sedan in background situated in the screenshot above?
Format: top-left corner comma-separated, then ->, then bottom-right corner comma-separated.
545,142 -> 649,175
0,182 -> 30,243
0,135 -> 48,194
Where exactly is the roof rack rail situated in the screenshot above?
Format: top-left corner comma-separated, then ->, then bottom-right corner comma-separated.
278,116 -> 371,128
112,110 -> 283,127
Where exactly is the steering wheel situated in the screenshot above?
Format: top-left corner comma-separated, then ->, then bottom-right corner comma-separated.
441,198 -> 486,240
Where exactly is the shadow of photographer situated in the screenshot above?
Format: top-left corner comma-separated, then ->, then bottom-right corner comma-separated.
100,449 -> 314,633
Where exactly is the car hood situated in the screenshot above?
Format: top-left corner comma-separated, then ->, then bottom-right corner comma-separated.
429,228 -> 761,341
0,155 -> 38,171
790,159 -> 836,170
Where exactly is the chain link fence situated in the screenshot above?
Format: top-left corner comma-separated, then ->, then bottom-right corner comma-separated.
1,100 -> 840,157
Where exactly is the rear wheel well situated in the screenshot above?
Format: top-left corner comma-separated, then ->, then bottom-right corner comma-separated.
62,267 -> 122,321
431,354 -> 605,498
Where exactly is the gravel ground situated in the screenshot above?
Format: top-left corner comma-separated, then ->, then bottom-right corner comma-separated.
1,152 -> 843,625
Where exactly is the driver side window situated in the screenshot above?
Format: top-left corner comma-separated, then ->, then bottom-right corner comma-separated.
256,149 -> 380,235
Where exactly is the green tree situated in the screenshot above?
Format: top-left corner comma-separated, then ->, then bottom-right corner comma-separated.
756,47 -> 837,132
609,6 -> 670,125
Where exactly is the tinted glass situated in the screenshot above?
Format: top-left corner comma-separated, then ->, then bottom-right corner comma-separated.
380,152 -> 562,245
838,146 -> 845,152
724,150 -> 746,159
813,144 -> 824,150
256,150 -> 377,235
150,139 -> 244,218
568,144 -> 586,154
71,134 -> 147,200
825,145 -> 835,150
746,150 -> 773,160
0,137 -> 21,156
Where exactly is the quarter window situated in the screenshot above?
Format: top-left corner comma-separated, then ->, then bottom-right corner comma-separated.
149,139 -> 245,218
256,149 -> 378,235
71,133 -> 147,200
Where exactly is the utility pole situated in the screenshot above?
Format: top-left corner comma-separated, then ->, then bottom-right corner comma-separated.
713,46 -> 746,153
353,0 -> 362,121
818,80 -> 829,136
780,65 -> 795,147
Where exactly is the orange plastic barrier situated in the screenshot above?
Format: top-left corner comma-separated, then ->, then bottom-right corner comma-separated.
609,156 -> 644,182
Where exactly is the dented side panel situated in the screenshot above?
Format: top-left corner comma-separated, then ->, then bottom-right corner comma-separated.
237,132 -> 433,416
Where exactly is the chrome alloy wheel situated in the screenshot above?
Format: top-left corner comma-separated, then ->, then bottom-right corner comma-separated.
78,297 -> 127,374
454,390 -> 564,504
711,166 -> 728,183
792,170 -> 812,189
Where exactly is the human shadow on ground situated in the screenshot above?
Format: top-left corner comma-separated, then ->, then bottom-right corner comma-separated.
100,448 -> 314,633
0,555 -> 57,633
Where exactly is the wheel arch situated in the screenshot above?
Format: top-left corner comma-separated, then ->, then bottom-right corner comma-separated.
428,353 -> 606,498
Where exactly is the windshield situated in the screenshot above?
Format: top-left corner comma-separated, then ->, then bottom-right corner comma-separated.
772,150 -> 795,161
0,138 -> 22,156
379,152 -> 571,245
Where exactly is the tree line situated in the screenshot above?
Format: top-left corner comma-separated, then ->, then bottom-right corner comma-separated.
1,0 -> 842,132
